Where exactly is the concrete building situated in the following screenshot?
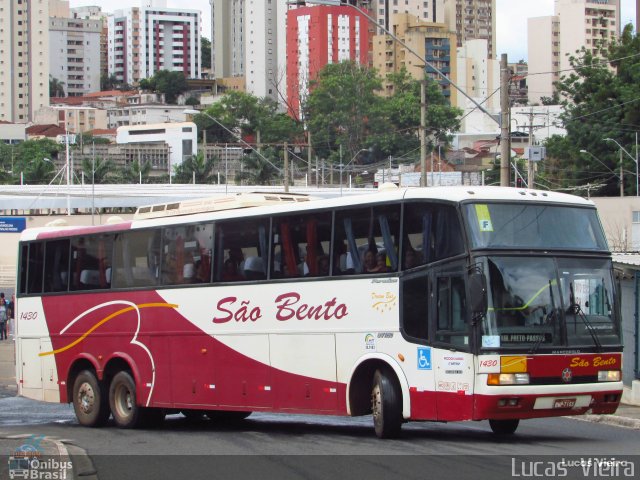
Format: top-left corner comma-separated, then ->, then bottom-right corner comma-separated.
108,1 -> 201,86
456,39 -> 499,131
366,0 -> 446,28
443,0 -> 496,59
107,104 -> 190,128
71,5 -> 110,89
373,14 -> 456,101
0,122 -> 27,145
287,4 -> 369,119
49,16 -> 102,96
210,0 -> 290,105
528,0 -> 620,105
0,0 -> 50,123
34,105 -> 108,134
116,122 -> 197,171
210,0 -> 245,79
244,0 -> 289,103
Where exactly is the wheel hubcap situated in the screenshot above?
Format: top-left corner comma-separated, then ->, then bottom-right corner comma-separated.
372,384 -> 381,423
115,385 -> 133,418
78,382 -> 95,414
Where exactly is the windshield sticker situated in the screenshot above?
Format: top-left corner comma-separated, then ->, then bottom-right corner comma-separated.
482,335 -> 500,348
475,204 -> 493,232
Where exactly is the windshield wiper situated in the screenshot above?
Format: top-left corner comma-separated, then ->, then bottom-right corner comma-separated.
568,282 -> 602,352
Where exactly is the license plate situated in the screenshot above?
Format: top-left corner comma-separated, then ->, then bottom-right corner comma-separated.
553,398 -> 576,409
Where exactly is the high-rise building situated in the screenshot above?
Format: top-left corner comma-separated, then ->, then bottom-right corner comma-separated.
210,0 -> 244,79
367,0 -> 446,28
108,4 -> 201,86
287,4 -> 369,119
49,15 -> 102,96
372,14 -> 456,103
71,5 -> 109,92
528,0 -> 620,105
244,0 -> 289,103
0,0 -> 50,122
444,0 -> 496,59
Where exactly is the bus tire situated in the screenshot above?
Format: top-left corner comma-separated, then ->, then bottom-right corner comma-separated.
489,419 -> 519,435
109,371 -> 141,429
72,370 -> 110,427
371,369 -> 402,439
206,411 -> 252,422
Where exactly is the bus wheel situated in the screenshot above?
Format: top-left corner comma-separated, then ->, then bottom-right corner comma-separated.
371,369 -> 402,439
109,371 -> 141,429
72,370 -> 109,427
206,411 -> 252,422
489,419 -> 519,435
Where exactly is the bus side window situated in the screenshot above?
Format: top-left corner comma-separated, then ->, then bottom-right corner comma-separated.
112,230 -> 161,288
214,218 -> 268,282
26,242 -> 45,294
43,239 -> 70,293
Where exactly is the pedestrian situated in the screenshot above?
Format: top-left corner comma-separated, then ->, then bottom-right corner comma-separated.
8,293 -> 15,338
0,293 -> 7,341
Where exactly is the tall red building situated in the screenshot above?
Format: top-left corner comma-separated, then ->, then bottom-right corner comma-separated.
287,5 -> 369,119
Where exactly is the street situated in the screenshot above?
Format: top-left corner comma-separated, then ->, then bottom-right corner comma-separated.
0,394 -> 639,480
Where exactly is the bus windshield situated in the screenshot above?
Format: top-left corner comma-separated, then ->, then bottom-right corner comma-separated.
480,256 -> 621,351
463,203 -> 608,251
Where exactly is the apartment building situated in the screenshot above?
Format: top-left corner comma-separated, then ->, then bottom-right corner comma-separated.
528,0 -> 620,104
0,0 -> 50,123
49,16 -> 101,96
443,0 -> 495,59
210,0 -> 245,79
108,1 -> 201,85
34,105 -> 108,134
373,14 -> 456,102
71,5 -> 110,88
287,4 -> 369,119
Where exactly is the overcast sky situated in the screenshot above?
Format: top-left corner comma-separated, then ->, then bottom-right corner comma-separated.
69,0 -> 637,61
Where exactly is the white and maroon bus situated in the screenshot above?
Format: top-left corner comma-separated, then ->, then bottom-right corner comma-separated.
15,186 -> 623,438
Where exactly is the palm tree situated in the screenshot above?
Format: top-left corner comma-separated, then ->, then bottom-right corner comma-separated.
120,159 -> 152,184
81,157 -> 116,184
234,148 -> 281,186
49,76 -> 65,97
173,152 -> 217,184
24,158 -> 57,184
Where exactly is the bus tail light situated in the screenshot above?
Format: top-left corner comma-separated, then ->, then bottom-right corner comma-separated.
487,373 -> 530,385
597,370 -> 621,382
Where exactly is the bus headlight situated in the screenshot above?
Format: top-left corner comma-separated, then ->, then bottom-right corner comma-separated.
597,370 -> 621,382
487,373 -> 530,385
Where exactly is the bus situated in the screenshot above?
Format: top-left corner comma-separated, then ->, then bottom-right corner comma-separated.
15,186 -> 623,438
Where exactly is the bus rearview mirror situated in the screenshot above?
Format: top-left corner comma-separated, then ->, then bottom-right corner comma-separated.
469,273 -> 488,317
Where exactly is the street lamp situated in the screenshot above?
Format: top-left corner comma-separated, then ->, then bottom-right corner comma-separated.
579,149 -> 622,197
183,109 -> 284,190
604,138 -> 638,197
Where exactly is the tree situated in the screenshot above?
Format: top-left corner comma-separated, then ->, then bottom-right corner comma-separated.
80,157 -> 116,184
305,61 -> 384,162
139,70 -> 189,104
201,37 -> 211,70
542,23 -> 640,196
234,148 -> 281,186
49,76 -> 65,97
100,74 -> 120,91
173,152 -> 217,184
119,159 -> 152,184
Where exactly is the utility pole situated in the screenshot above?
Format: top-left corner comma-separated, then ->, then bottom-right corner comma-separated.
527,108 -> 535,188
420,80 -> 427,187
500,54 -> 511,187
284,141 -> 289,193
307,131 -> 312,183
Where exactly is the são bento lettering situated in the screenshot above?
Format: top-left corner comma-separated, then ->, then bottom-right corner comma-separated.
212,292 -> 348,324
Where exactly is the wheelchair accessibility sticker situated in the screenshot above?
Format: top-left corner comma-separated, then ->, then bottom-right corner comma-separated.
417,347 -> 432,370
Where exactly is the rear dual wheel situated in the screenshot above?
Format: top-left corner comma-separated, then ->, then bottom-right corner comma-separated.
72,370 -> 110,427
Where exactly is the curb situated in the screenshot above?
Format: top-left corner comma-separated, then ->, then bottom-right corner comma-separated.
2,434 -> 96,480
570,414 -> 640,430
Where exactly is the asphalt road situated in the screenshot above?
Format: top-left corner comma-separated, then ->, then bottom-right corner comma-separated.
0,395 -> 638,480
